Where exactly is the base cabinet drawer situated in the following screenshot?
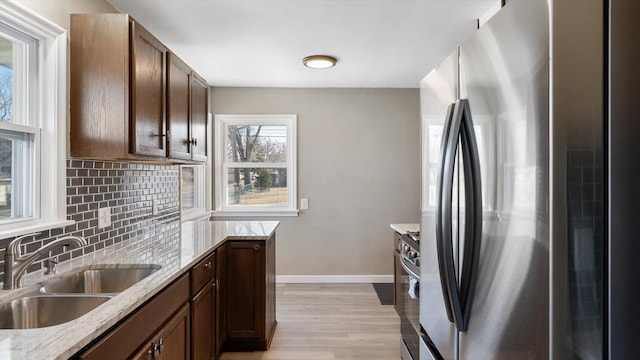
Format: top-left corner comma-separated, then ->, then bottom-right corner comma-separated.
76,273 -> 190,360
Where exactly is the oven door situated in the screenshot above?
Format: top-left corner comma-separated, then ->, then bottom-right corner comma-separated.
399,253 -> 421,360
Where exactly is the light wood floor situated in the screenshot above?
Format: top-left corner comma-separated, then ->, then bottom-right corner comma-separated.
220,283 -> 401,360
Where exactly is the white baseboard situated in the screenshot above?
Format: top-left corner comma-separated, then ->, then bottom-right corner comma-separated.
276,275 -> 393,284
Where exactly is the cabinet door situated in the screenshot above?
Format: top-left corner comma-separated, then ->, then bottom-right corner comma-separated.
190,72 -> 208,162
136,303 -> 191,360
131,343 -> 154,360
167,52 -> 192,160
215,244 -> 227,355
191,282 -> 215,360
131,21 -> 167,157
226,241 -> 265,340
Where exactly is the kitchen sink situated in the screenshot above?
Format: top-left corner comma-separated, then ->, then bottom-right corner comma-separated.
40,264 -> 162,294
0,295 -> 112,329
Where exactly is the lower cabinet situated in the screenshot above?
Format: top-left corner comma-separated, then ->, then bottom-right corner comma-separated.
223,234 -> 276,351
74,235 -> 276,360
133,303 -> 191,360
76,273 -> 190,360
215,244 -> 227,356
190,252 -> 216,360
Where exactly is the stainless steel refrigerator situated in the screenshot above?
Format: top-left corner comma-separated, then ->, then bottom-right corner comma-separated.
420,0 -> 606,360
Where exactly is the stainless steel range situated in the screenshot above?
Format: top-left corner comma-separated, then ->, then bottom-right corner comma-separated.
398,230 -> 420,360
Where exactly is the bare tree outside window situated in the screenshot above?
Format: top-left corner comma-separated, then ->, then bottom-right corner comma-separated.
225,124 -> 288,206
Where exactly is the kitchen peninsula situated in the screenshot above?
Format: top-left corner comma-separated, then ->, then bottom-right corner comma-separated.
0,220 -> 278,360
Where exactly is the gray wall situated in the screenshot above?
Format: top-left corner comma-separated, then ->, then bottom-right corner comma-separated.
211,87 -> 421,278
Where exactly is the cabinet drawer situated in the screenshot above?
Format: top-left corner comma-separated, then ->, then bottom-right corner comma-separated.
190,252 -> 215,296
77,273 -> 189,360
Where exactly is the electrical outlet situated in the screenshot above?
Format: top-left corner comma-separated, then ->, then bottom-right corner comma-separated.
300,198 -> 309,210
152,200 -> 159,216
97,207 -> 111,229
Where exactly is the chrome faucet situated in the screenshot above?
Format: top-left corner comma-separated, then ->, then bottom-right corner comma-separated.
3,233 -> 88,290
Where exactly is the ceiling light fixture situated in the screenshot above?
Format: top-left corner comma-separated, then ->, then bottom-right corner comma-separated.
303,55 -> 337,69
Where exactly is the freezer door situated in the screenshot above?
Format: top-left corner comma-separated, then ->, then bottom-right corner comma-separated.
457,0 -> 550,358
419,50 -> 458,360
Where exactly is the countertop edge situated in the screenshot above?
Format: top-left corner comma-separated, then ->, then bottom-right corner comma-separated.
390,223 -> 419,235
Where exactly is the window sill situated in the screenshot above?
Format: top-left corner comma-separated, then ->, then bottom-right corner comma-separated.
213,209 -> 299,217
0,219 -> 75,240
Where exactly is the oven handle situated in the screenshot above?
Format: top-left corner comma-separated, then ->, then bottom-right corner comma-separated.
398,253 -> 421,281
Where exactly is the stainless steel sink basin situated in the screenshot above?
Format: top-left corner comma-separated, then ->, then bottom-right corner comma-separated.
0,295 -> 112,329
40,264 -> 162,294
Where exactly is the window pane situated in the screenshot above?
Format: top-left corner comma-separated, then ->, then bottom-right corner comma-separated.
0,36 -> 13,124
0,129 -> 34,221
226,167 -> 287,206
180,165 -> 205,211
181,166 -> 195,209
225,125 -> 287,163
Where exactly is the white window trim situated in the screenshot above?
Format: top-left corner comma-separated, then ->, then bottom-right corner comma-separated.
214,114 -> 298,217
0,2 -> 71,239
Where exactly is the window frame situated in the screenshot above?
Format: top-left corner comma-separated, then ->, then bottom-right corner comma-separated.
214,114 -> 298,217
0,2 -> 70,238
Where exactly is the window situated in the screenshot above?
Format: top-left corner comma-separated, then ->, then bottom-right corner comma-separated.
0,2 -> 68,238
214,114 -> 297,216
180,165 -> 209,221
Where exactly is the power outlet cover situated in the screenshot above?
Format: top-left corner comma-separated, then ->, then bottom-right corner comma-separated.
97,207 -> 111,229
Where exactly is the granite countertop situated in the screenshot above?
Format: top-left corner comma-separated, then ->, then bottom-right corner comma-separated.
0,220 -> 279,360
390,223 -> 419,234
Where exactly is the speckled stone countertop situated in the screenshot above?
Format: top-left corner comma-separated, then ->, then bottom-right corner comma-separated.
0,220 -> 279,360
390,223 -> 419,234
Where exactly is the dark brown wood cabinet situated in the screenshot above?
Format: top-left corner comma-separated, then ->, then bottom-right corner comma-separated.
190,72 -> 209,162
70,14 -> 207,163
77,273 -> 190,360
223,235 -> 277,351
190,252 -> 216,360
133,303 -> 191,360
215,244 -> 227,356
167,52 -> 191,160
74,234 -> 276,360
131,21 -> 167,157
167,53 -> 209,162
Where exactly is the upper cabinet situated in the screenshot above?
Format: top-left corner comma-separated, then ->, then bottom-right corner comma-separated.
70,14 -> 208,163
131,22 -> 168,158
168,53 -> 209,162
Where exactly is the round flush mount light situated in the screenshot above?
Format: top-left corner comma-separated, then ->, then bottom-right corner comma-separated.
302,55 -> 337,69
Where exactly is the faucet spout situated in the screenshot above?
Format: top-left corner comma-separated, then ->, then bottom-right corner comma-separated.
3,235 -> 88,290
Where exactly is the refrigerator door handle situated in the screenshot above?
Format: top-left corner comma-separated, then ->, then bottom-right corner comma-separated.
436,99 -> 483,332
456,98 -> 483,332
435,102 -> 456,323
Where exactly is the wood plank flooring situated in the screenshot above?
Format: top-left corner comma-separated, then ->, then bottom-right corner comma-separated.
220,283 -> 401,360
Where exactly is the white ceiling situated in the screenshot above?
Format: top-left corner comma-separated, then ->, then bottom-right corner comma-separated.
106,0 -> 498,88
